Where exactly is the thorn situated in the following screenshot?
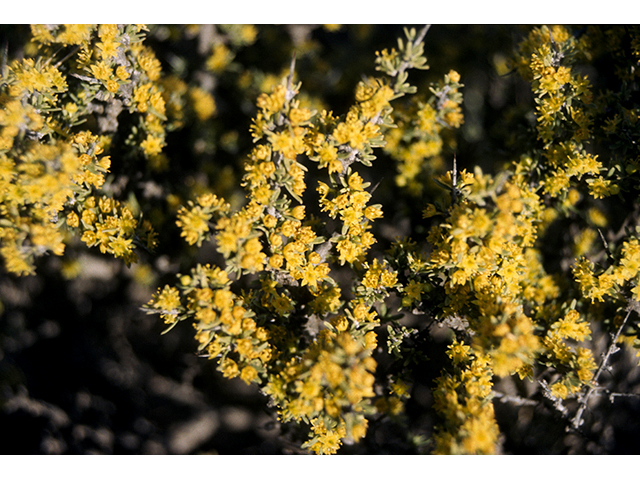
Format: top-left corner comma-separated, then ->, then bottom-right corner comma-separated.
289,51 -> 297,79
598,228 -> 610,254
371,177 -> 383,194
451,153 -> 458,203
285,52 -> 297,101
452,153 -> 457,189
415,25 -> 431,45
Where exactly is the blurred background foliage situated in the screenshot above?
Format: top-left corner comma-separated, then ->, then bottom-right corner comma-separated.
2,24 -> 640,454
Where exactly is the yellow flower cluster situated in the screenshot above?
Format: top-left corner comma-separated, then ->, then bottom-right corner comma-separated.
145,27 -> 434,454
422,168 -> 543,376
30,24 -> 96,46
301,78 -> 392,178
0,103 -> 135,274
13,23 -> 640,455
542,309 -> 597,399
9,23 -> 640,455
355,78 -> 395,121
332,108 -> 383,152
147,263 -> 272,387
176,193 -> 230,247
573,237 -> 640,303
202,25 -> 258,74
513,25 -> 618,202
361,258 -> 398,291
8,57 -> 67,100
273,326 -> 377,453
0,24 -> 173,275
0,139 -> 74,274
306,417 -> 347,455
318,172 -> 381,265
142,25 -> 640,455
77,194 -> 157,266
33,25 -> 168,161
146,244 -> 382,454
383,69 -> 464,194
432,340 -> 499,454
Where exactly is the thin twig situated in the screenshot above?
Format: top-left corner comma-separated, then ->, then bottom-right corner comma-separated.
274,52 -> 298,130
394,24 -> 431,78
595,389 -> 640,402
414,25 -> 431,51
492,391 -> 539,407
597,228 -> 614,263
53,45 -> 81,69
539,379 -> 570,418
1,40 -> 8,81
571,308 -> 634,430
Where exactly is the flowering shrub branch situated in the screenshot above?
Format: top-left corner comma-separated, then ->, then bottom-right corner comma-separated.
5,24 -> 640,454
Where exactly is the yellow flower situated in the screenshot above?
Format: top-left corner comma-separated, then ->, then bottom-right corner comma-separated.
207,43 -> 234,73
66,211 -> 79,228
348,172 -> 364,191
550,382 -> 569,399
336,238 -> 360,265
331,315 -> 349,332
109,235 -> 133,258
176,205 -> 211,246
97,39 -> 119,60
141,134 -> 164,156
587,177 -> 619,199
190,87 -> 217,121
90,61 -> 112,82
150,285 -> 181,314
447,340 -> 472,364
221,358 -> 239,378
448,69 -> 461,83
137,51 -> 162,81
364,205 -> 383,220
213,289 -> 234,310
290,205 -> 306,220
289,107 -> 312,126
240,365 -> 258,384
257,84 -> 286,117
115,66 -> 129,81
333,118 -> 365,150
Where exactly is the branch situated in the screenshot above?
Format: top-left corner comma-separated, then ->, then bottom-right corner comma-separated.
395,24 -> 430,79
492,391 -> 539,407
594,389 -> 640,403
285,51 -> 297,102
1,40 -> 8,82
539,379 -> 570,418
570,307 -> 634,430
53,45 -> 81,69
275,52 -> 298,129
415,24 -> 431,47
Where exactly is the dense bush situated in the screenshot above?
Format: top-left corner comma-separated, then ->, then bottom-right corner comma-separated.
3,24 -> 640,454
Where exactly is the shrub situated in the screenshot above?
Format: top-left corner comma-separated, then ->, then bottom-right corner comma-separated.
3,23 -> 640,454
